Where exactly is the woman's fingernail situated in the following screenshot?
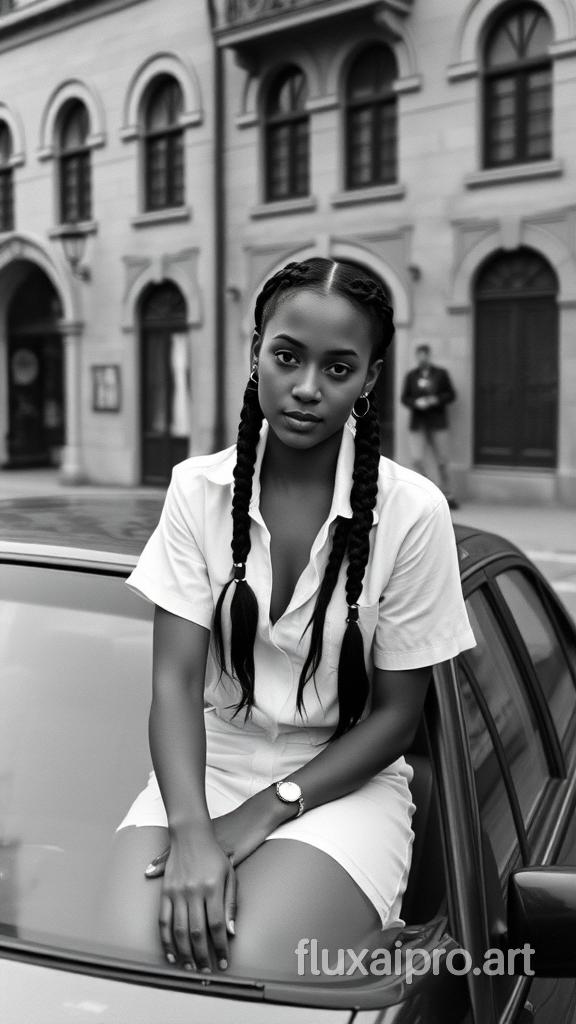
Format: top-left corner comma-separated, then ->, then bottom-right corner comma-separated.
219,958 -> 228,970
166,952 -> 176,964
184,962 -> 193,971
227,919 -> 235,936
201,966 -> 211,974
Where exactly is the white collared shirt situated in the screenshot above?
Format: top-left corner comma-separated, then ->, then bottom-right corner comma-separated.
126,421 -> 475,742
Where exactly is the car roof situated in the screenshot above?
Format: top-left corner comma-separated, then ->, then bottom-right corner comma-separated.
0,494 -> 524,573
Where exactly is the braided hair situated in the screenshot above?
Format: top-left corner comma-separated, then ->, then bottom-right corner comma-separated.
212,257 -> 395,740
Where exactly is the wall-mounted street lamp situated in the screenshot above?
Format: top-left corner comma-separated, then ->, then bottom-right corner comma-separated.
59,226 -> 91,281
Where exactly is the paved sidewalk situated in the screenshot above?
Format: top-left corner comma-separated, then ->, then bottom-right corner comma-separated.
1,467 -> 574,556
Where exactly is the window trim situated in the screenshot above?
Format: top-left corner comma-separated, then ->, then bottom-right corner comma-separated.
481,7 -> 553,170
343,45 -> 398,191
263,67 -> 310,203
142,78 -> 186,214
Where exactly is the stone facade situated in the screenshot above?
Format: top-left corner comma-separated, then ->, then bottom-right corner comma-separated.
216,0 -> 576,504
0,0 -> 215,484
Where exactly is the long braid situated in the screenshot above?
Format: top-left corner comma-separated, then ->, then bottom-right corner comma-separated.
332,401 -> 381,739
212,380 -> 263,718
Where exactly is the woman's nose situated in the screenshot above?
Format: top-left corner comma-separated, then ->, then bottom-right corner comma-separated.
292,366 -> 321,401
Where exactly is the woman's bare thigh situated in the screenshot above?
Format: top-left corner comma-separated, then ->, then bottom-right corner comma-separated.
229,838 -> 382,980
96,829 -> 382,980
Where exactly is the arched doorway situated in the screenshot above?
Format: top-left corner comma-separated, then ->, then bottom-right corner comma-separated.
6,266 -> 64,467
140,281 -> 190,484
474,248 -> 558,468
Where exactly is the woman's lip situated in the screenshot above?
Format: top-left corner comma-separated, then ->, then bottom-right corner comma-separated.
284,411 -> 322,422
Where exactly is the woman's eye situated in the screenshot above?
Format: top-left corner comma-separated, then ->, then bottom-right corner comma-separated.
326,363 -> 352,378
275,350 -> 299,366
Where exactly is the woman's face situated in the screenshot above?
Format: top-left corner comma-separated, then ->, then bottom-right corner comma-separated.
252,289 -> 382,450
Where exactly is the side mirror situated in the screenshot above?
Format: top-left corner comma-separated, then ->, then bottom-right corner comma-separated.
508,867 -> 576,977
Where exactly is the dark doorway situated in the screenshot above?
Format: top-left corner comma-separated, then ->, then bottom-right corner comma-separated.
140,281 -> 190,485
6,267 -> 64,467
474,248 -> 558,468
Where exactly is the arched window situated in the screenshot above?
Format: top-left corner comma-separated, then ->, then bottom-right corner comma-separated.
474,248 -> 558,468
58,100 -> 91,224
265,67 -> 309,201
483,4 -> 553,168
345,44 -> 398,189
0,121 -> 14,231
144,77 -> 185,212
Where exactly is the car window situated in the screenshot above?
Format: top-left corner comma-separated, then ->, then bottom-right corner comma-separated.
459,667 -> 520,880
0,563 -> 153,953
462,588 -> 551,842
496,569 -> 576,747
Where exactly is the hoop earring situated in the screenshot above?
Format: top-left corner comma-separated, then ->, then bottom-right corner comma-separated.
352,392 -> 370,420
248,363 -> 259,390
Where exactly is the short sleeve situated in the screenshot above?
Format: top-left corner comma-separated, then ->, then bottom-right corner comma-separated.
372,498 -> 475,671
125,467 -> 214,628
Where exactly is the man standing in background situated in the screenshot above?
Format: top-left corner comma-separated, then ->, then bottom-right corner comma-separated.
401,344 -> 459,510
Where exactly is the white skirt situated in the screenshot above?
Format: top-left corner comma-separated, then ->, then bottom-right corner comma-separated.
117,709 -> 416,930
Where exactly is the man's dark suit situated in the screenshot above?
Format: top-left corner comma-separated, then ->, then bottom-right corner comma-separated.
401,364 -> 456,431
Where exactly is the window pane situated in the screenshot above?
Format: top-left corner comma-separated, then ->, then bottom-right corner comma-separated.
459,670 -> 520,876
267,124 -> 291,199
61,102 -> 89,152
169,134 -> 185,206
347,44 -> 396,100
463,590 -> 550,833
0,565 -> 152,952
0,169 -> 14,231
348,108 -> 373,187
496,570 -> 576,746
377,101 -> 397,182
293,120 -> 309,195
146,79 -> 183,132
0,122 -> 12,165
146,136 -> 169,210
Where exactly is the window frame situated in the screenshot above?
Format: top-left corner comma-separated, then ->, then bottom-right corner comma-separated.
264,66 -> 310,203
344,44 -> 398,190
0,120 -> 14,232
143,77 -> 186,213
460,567 -> 568,867
57,101 -> 92,226
482,5 -> 553,169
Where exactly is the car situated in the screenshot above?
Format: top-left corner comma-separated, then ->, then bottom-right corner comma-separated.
1,493 -> 576,1024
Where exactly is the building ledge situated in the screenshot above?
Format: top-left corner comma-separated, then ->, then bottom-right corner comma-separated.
250,196 -> 317,219
0,0 -> 146,43
131,207 -> 191,228
465,160 -> 563,189
49,220 -> 98,238
331,183 -> 405,207
213,0 -> 414,48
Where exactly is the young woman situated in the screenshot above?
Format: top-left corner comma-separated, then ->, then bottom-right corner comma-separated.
103,258 -> 475,980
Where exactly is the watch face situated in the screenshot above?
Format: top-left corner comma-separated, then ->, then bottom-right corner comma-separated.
278,781 -> 301,803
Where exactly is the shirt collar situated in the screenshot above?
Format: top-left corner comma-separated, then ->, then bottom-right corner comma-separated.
203,419 -> 379,526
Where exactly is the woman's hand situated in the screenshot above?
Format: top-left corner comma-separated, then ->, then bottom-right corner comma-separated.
146,827 -> 236,972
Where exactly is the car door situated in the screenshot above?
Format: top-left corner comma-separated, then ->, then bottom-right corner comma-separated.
458,557 -> 576,1024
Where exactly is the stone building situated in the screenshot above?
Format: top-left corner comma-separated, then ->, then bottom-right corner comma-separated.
0,0 -> 216,485
2,0 -> 576,504
213,0 -> 576,505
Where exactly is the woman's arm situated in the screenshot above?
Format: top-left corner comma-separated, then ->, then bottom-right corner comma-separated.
148,606 -> 236,972
210,665 -> 432,856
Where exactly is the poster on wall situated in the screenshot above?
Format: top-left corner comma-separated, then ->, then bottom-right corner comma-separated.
92,365 -> 121,413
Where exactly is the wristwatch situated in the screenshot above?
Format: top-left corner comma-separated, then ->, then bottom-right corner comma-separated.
275,779 -> 304,818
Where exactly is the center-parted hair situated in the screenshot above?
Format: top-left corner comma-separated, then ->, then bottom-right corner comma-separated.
212,257 -> 395,741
